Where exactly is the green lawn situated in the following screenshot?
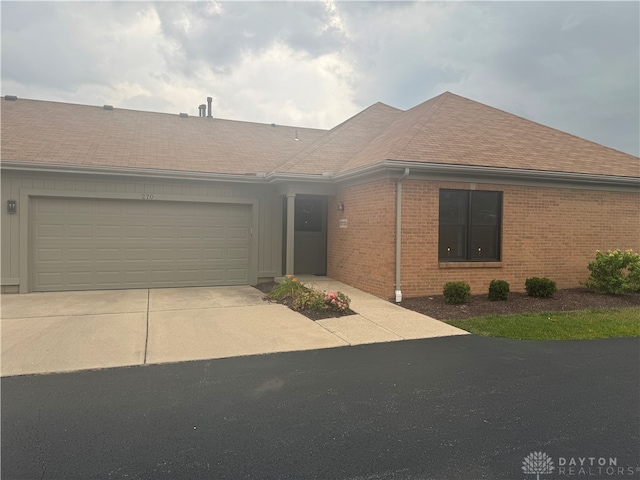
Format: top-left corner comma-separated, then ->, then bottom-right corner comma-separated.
447,307 -> 640,340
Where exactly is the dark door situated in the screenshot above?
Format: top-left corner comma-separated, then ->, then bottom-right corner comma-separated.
293,197 -> 327,275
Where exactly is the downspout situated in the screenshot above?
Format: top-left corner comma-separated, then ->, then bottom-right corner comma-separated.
395,168 -> 410,303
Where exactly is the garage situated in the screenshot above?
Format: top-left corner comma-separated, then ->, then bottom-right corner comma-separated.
30,197 -> 252,292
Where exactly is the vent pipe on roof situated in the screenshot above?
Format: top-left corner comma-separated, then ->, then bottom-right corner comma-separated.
207,97 -> 213,119
4,95 -> 18,101
103,105 -> 113,110
198,104 -> 206,117
294,129 -> 299,141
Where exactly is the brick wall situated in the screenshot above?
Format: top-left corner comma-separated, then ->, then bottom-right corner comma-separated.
327,179 -> 397,298
328,178 -> 640,299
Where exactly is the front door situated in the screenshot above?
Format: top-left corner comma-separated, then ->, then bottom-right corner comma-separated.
293,197 -> 327,275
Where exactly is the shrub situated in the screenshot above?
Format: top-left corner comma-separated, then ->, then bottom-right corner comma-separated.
488,279 -> 509,301
584,249 -> 640,295
525,277 -> 557,298
443,281 -> 471,305
292,289 -> 351,313
323,291 -> 351,313
268,275 -> 306,300
291,289 -> 325,311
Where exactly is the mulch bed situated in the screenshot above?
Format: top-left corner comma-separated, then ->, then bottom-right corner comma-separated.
254,282 -> 357,321
399,288 -> 640,321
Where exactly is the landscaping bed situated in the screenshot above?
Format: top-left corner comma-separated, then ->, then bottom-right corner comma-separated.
254,280 -> 357,321
399,288 -> 640,321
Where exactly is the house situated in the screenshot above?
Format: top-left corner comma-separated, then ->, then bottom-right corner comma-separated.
1,92 -> 638,299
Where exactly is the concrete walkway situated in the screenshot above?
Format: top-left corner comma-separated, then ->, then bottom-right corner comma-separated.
294,276 -> 467,345
1,280 -> 466,377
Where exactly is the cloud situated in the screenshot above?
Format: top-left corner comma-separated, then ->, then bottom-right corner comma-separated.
1,1 -> 638,155
153,2 -> 348,75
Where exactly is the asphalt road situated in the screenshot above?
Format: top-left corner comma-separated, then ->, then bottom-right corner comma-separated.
2,335 -> 639,480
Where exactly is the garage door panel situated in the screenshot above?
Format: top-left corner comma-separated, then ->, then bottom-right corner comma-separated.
36,248 -> 63,262
67,248 -> 92,262
37,224 -> 63,238
228,227 -> 249,239
31,198 -> 252,291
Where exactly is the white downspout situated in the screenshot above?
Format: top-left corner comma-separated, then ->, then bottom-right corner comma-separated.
395,168 -> 410,303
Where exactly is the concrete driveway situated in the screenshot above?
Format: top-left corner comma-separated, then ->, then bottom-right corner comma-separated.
1,280 -> 466,377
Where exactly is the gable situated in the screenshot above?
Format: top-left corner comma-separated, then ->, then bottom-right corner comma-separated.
338,93 -> 639,178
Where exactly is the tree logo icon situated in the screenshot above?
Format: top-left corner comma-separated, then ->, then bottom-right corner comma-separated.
522,451 -> 555,479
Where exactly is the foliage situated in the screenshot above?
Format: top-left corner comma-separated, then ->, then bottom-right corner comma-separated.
488,279 -> 510,301
268,275 -> 305,301
443,281 -> 471,305
525,277 -> 557,298
323,291 -> 351,313
447,307 -> 640,340
269,276 -> 351,314
291,288 -> 325,311
584,249 -> 640,295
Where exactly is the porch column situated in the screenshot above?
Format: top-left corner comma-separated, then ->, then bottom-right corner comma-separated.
285,193 -> 296,275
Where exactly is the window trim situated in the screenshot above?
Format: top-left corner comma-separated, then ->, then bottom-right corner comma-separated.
438,189 -> 503,262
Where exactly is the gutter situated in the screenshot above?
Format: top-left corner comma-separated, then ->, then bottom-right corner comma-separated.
0,161 -> 334,185
395,167 -> 410,303
333,161 -> 640,189
3,160 -> 637,189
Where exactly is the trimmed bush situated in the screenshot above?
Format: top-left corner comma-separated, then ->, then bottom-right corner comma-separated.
584,249 -> 640,295
488,279 -> 510,301
443,281 -> 471,305
525,277 -> 557,298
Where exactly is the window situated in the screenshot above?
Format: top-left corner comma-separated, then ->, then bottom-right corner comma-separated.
295,198 -> 323,232
438,189 -> 502,261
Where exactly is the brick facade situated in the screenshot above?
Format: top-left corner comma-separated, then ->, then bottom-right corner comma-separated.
327,179 -> 397,298
328,178 -> 640,299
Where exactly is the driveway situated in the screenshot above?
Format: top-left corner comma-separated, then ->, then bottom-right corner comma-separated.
1,280 -> 466,377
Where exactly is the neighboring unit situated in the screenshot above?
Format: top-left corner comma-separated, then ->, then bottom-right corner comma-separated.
2,92 -> 638,298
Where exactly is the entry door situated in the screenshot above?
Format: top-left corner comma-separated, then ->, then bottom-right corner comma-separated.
293,197 -> 327,275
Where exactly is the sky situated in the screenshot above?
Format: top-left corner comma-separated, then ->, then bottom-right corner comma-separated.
1,1 -> 638,156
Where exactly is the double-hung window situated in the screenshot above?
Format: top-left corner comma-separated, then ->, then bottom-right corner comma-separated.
438,189 -> 502,261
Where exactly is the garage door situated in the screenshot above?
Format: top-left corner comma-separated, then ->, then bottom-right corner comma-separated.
30,197 -> 252,292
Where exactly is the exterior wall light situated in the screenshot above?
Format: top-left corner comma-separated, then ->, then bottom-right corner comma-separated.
7,200 -> 17,214
338,202 -> 345,212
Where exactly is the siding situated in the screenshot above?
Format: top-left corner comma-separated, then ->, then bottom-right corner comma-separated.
1,171 -> 283,286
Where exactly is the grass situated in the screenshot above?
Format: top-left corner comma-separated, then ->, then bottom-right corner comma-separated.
447,307 -> 640,340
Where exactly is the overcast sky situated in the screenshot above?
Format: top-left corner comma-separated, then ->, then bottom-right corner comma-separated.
2,1 -> 638,156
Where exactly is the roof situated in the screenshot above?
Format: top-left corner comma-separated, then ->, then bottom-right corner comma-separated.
273,102 -> 403,174
340,92 -> 639,177
0,99 -> 327,175
2,93 -> 638,180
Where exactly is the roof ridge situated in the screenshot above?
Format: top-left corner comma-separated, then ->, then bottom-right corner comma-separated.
337,93 -> 448,173
271,102 -> 403,173
1,97 -> 329,133
389,92 -> 449,160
